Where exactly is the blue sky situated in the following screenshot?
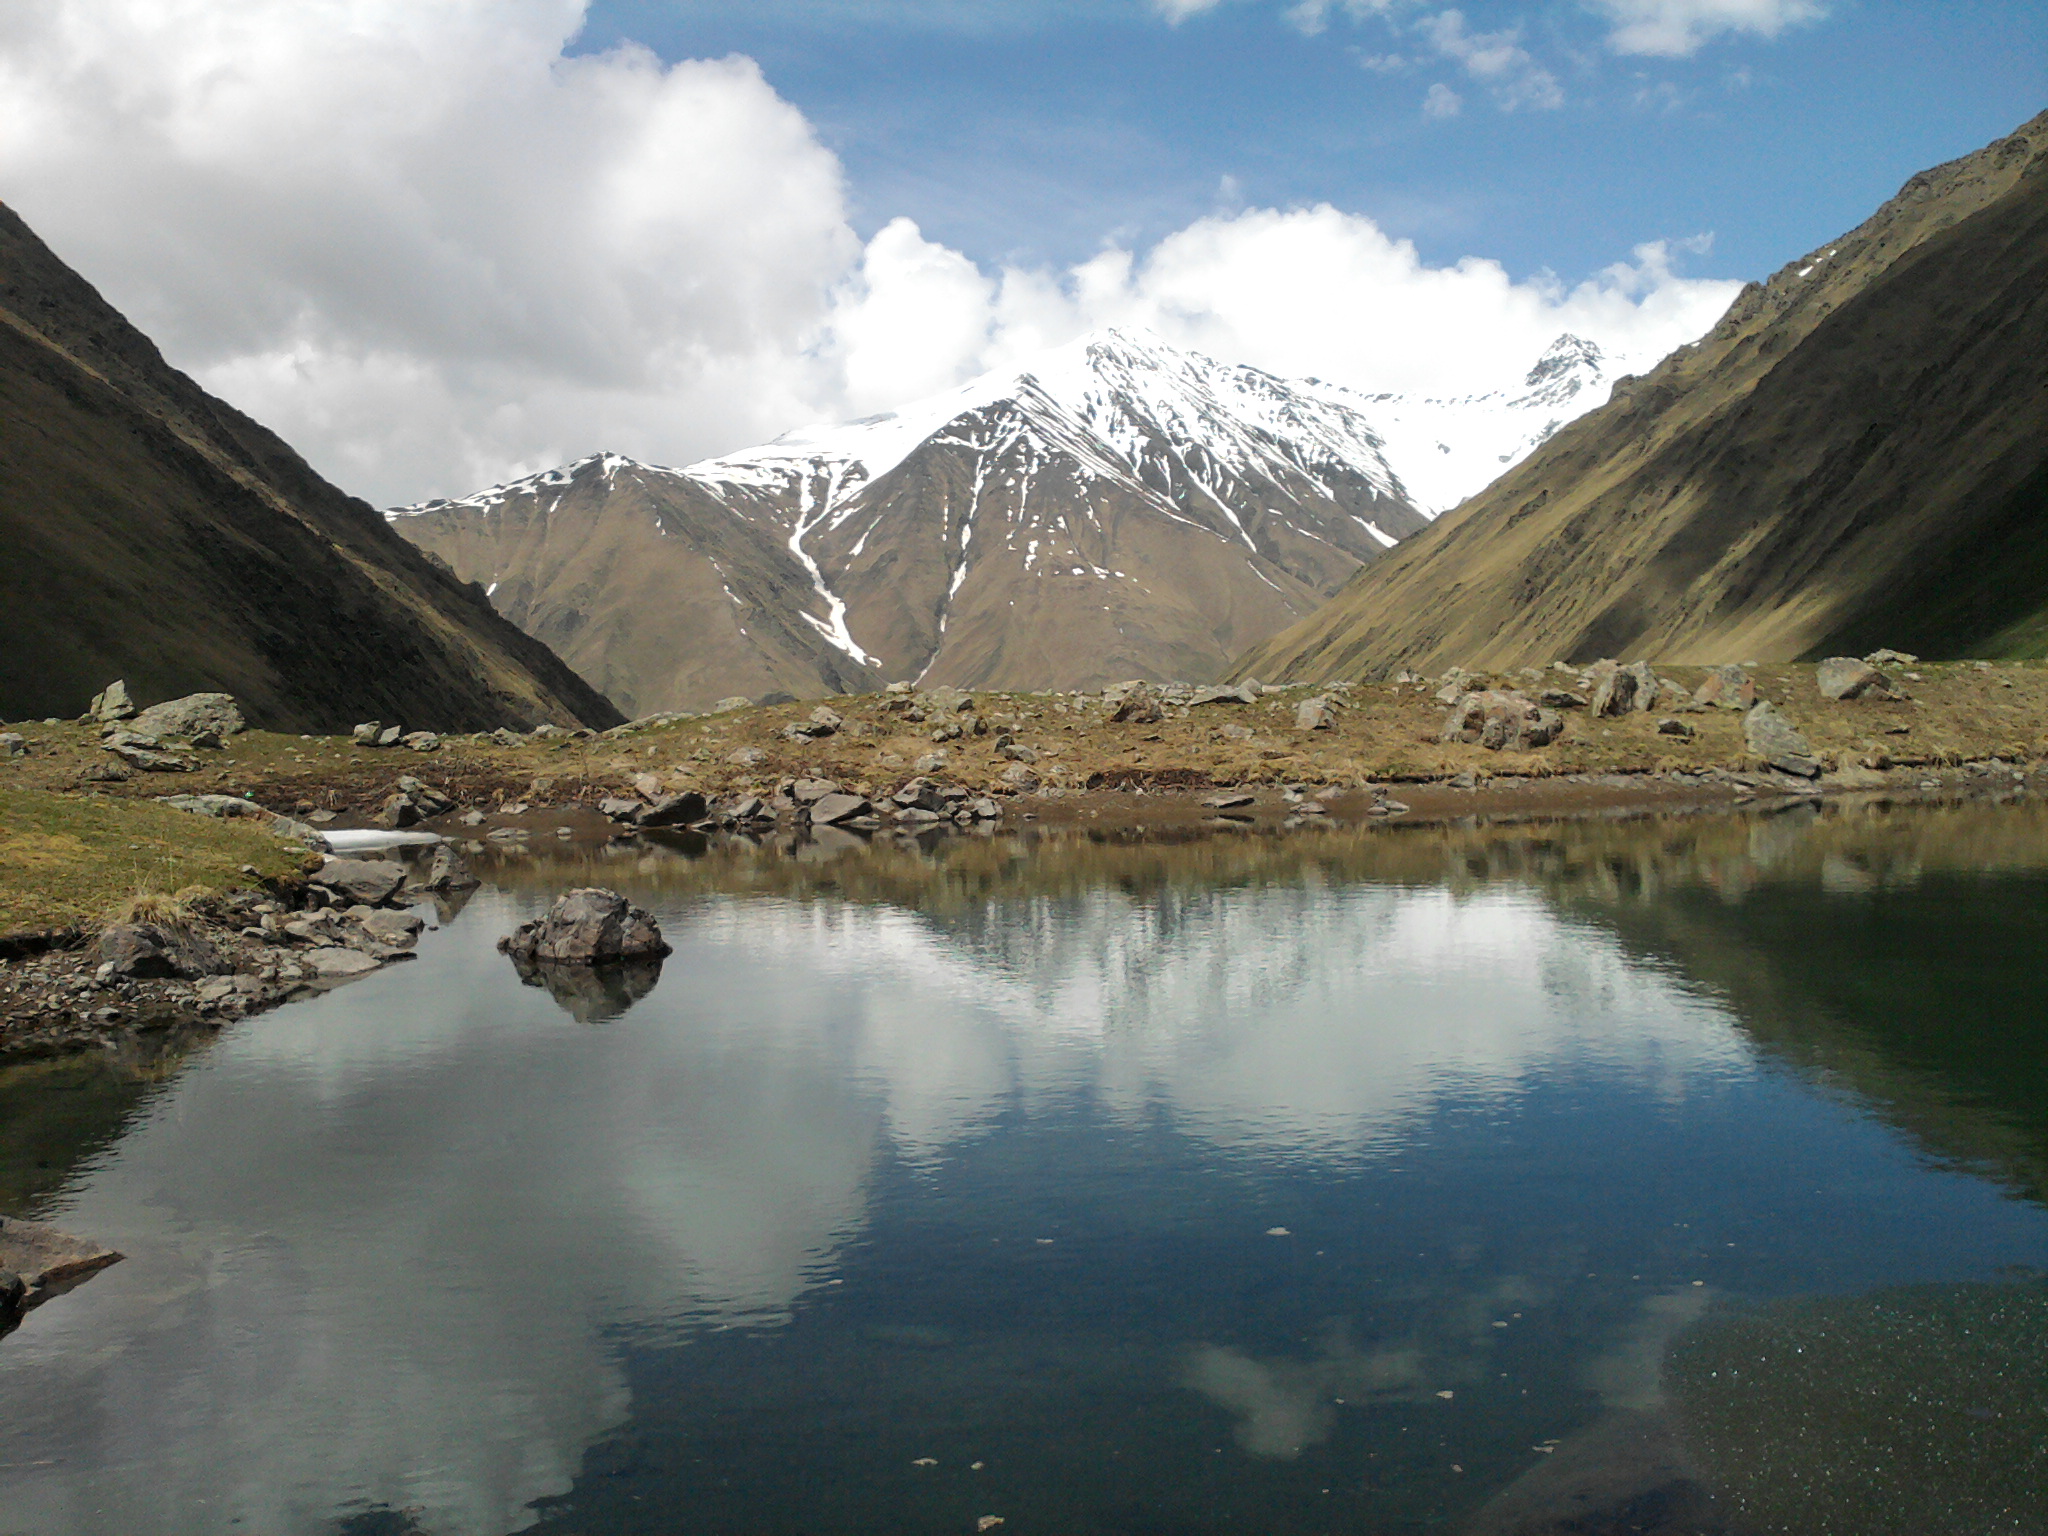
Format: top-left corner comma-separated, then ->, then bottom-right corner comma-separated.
576,0 -> 2046,287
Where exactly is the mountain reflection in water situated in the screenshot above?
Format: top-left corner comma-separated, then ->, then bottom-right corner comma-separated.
0,798 -> 2044,1535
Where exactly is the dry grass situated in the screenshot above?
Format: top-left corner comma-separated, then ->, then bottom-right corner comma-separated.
0,787 -> 301,934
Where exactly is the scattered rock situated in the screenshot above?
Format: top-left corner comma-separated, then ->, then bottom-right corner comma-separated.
1864,647 -> 1918,666
0,732 -> 26,758
998,742 -> 1039,763
1441,691 -> 1565,751
635,791 -> 710,829
1538,689 -> 1586,710
1691,665 -> 1756,711
1189,682 -> 1260,707
1743,701 -> 1821,777
1817,656 -> 1893,700
498,888 -> 670,965
727,746 -> 768,767
304,946 -> 382,978
712,696 -> 751,713
490,726 -> 526,747
104,733 -> 196,772
1657,717 -> 1695,738
1204,793 -> 1255,809
310,857 -> 407,906
87,679 -> 136,723
130,692 -> 246,741
599,796 -> 645,822
98,921 -> 230,980
376,793 -> 422,829
358,910 -> 425,949
999,763 -> 1040,791
401,730 -> 442,752
809,792 -> 872,825
1110,685 -> 1164,725
1294,697 -> 1334,731
352,721 -> 385,745
1585,660 -> 1634,717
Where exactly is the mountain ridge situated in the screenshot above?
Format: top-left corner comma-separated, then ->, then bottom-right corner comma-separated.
391,330 -> 1435,712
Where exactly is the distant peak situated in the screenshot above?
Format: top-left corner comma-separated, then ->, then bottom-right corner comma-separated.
1525,333 -> 1605,387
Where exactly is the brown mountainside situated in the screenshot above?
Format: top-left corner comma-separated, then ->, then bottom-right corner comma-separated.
0,201 -> 621,732
1236,111 -> 2048,682
393,332 -> 1427,715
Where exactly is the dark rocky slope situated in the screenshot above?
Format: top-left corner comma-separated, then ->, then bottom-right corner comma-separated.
0,201 -> 621,732
1237,111 -> 2048,681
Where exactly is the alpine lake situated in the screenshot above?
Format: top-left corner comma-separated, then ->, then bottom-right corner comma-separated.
3,791 -> 2046,1536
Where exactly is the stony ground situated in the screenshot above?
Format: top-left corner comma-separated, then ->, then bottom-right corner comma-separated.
4,657 -> 2047,1062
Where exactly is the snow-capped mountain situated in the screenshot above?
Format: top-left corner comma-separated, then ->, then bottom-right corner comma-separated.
1361,335 -> 1625,515
389,330 -> 1428,712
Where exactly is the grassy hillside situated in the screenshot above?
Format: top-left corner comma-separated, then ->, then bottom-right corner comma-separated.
1236,111 -> 2048,682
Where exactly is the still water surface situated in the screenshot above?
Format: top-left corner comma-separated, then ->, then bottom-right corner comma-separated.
3,800 -> 2046,1534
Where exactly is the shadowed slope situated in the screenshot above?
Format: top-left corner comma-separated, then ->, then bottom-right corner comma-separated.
0,201 -> 621,732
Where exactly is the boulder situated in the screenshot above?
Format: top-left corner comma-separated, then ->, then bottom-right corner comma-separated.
809,792 -> 872,825
311,856 -> 407,906
1440,691 -> 1564,751
998,742 -> 1038,763
0,733 -> 25,758
712,696 -> 751,713
1621,661 -> 1662,712
999,762 -> 1040,791
790,777 -> 841,804
1744,702 -> 1821,777
1539,689 -> 1587,710
98,921 -> 230,980
130,692 -> 245,741
1864,648 -> 1918,666
1110,685 -> 1164,724
1691,665 -> 1755,711
352,722 -> 384,745
396,776 -> 454,815
1817,657 -> 1892,700
1189,682 -> 1260,707
1585,660 -> 1635,717
892,778 -> 949,812
725,794 -> 770,823
88,680 -> 136,723
1294,697 -> 1334,731
727,746 -> 768,767
498,888 -> 670,965
635,791 -> 709,829
490,726 -> 526,746
401,731 -> 442,752
1656,717 -> 1695,738
967,797 -> 1001,821
376,793 -> 422,829
104,738 -> 196,772
599,796 -> 645,822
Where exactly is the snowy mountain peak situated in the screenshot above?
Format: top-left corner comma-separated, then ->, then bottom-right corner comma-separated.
1524,334 -> 1605,388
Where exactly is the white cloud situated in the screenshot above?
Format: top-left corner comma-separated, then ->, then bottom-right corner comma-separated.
1418,9 -> 1565,110
0,0 -> 1738,505
1284,0 -> 1397,35
1423,81 -> 1465,117
1152,0 -> 1228,20
1592,0 -> 1827,57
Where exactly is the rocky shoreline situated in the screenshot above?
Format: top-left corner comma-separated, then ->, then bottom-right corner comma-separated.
6,655 -> 2048,1062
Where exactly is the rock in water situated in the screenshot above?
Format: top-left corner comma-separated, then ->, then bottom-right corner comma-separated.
498,888 -> 670,965
419,845 -> 480,891
310,856 -> 407,906
129,692 -> 246,741
1817,656 -> 1892,700
0,1214 -> 123,1337
1744,701 -> 1821,777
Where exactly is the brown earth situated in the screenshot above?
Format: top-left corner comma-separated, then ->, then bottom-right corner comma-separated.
1238,110 -> 2048,682
0,200 -> 621,733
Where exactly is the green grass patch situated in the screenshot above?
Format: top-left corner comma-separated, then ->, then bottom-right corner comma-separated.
0,786 -> 304,933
